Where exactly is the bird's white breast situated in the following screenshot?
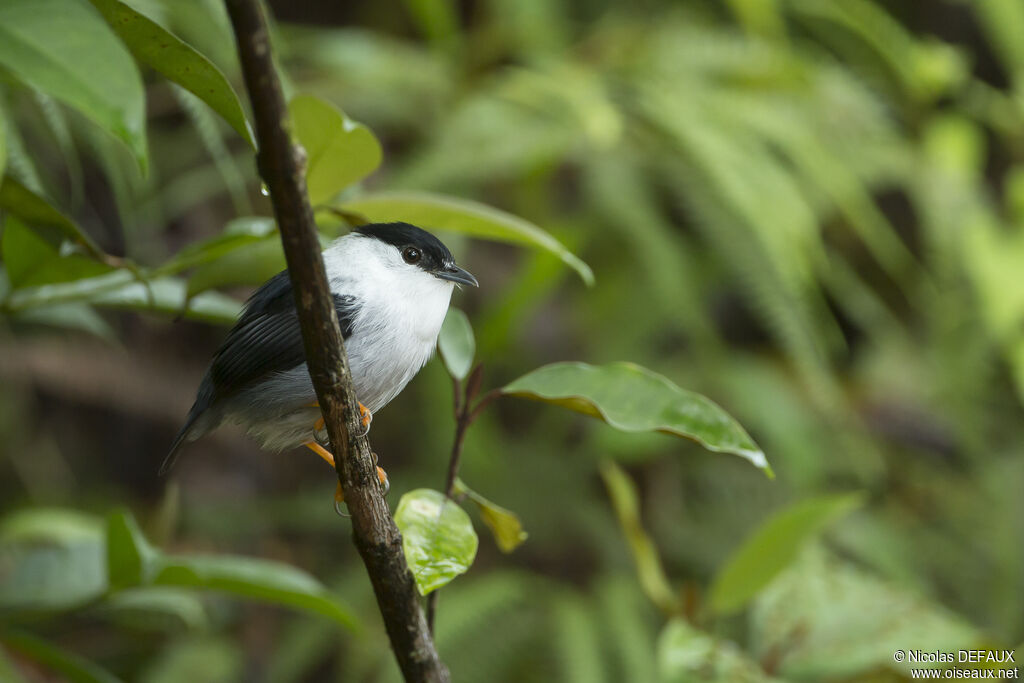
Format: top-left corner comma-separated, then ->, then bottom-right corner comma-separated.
325,234 -> 454,412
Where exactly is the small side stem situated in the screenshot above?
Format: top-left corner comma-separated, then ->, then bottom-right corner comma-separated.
427,372 -> 500,632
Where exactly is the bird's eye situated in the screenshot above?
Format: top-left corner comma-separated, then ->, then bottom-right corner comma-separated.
402,246 -> 422,264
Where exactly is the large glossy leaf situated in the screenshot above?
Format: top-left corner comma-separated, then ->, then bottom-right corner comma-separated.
599,461 -> 679,614
0,0 -> 147,171
709,493 -> 864,614
437,307 -> 475,380
0,176 -> 103,256
394,489 -> 478,595
289,95 -> 382,204
86,0 -> 255,148
337,191 -> 595,286
103,511 -> 356,629
0,629 -> 123,683
503,362 -> 770,474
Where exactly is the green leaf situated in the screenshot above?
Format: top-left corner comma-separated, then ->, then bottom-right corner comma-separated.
438,308 -> 475,380
0,176 -> 103,256
105,510 -> 159,588
186,236 -> 285,297
100,587 -> 208,632
156,216 -> 275,277
86,0 -> 255,148
152,556 -> 357,630
0,644 -> 29,683
289,95 -> 382,204
140,636 -> 242,683
599,461 -> 680,614
394,489 -> 478,595
10,303 -> 115,340
1,216 -> 111,289
0,0 -> 147,171
0,628 -> 124,683
504,362 -> 770,474
102,511 -> 357,629
2,215 -> 54,287
0,509 -> 107,612
708,493 -> 864,614
5,273 -> 242,325
87,278 -> 242,325
337,191 -> 594,286
751,546 -> 980,679
0,102 -> 7,181
658,619 -> 781,683
0,508 -> 103,545
454,479 -> 528,553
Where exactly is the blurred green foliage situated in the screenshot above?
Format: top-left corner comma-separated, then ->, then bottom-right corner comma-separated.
2,0 -> 1024,681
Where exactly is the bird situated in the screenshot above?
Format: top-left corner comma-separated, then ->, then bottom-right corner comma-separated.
161,222 -> 478,501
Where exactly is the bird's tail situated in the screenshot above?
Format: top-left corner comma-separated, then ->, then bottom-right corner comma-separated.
159,422 -> 195,476
160,379 -> 214,476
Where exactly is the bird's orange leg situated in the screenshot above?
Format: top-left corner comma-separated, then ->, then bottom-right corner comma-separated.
310,402 -> 373,434
302,441 -> 389,506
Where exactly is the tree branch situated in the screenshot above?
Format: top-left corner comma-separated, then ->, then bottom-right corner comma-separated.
223,2 -> 449,680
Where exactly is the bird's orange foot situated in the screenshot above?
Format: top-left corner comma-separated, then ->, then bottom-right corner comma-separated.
357,402 -> 372,437
310,402 -> 371,438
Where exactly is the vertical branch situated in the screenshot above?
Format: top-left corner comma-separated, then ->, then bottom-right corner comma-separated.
223,2 -> 449,680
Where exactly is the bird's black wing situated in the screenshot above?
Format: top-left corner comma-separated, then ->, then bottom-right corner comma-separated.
209,270 -> 357,398
160,271 -> 356,475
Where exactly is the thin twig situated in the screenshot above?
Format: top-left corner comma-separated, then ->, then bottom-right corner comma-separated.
427,367 -> 498,631
224,2 -> 449,680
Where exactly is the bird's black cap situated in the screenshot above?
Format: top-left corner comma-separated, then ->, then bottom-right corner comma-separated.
356,222 -> 453,270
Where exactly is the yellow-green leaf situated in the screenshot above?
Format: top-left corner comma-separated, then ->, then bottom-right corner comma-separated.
289,95 -> 382,204
454,479 -> 528,553
709,493 -> 864,614
599,461 -> 680,614
504,362 -> 770,474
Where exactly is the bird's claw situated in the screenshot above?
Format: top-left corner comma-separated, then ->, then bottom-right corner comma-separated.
356,403 -> 372,437
314,404 -> 371,441
313,416 -> 329,447
332,462 -> 389,516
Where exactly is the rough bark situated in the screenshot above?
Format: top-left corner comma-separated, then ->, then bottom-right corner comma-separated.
224,2 -> 450,680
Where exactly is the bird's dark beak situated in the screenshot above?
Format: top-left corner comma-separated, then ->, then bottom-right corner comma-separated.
436,264 -> 479,287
